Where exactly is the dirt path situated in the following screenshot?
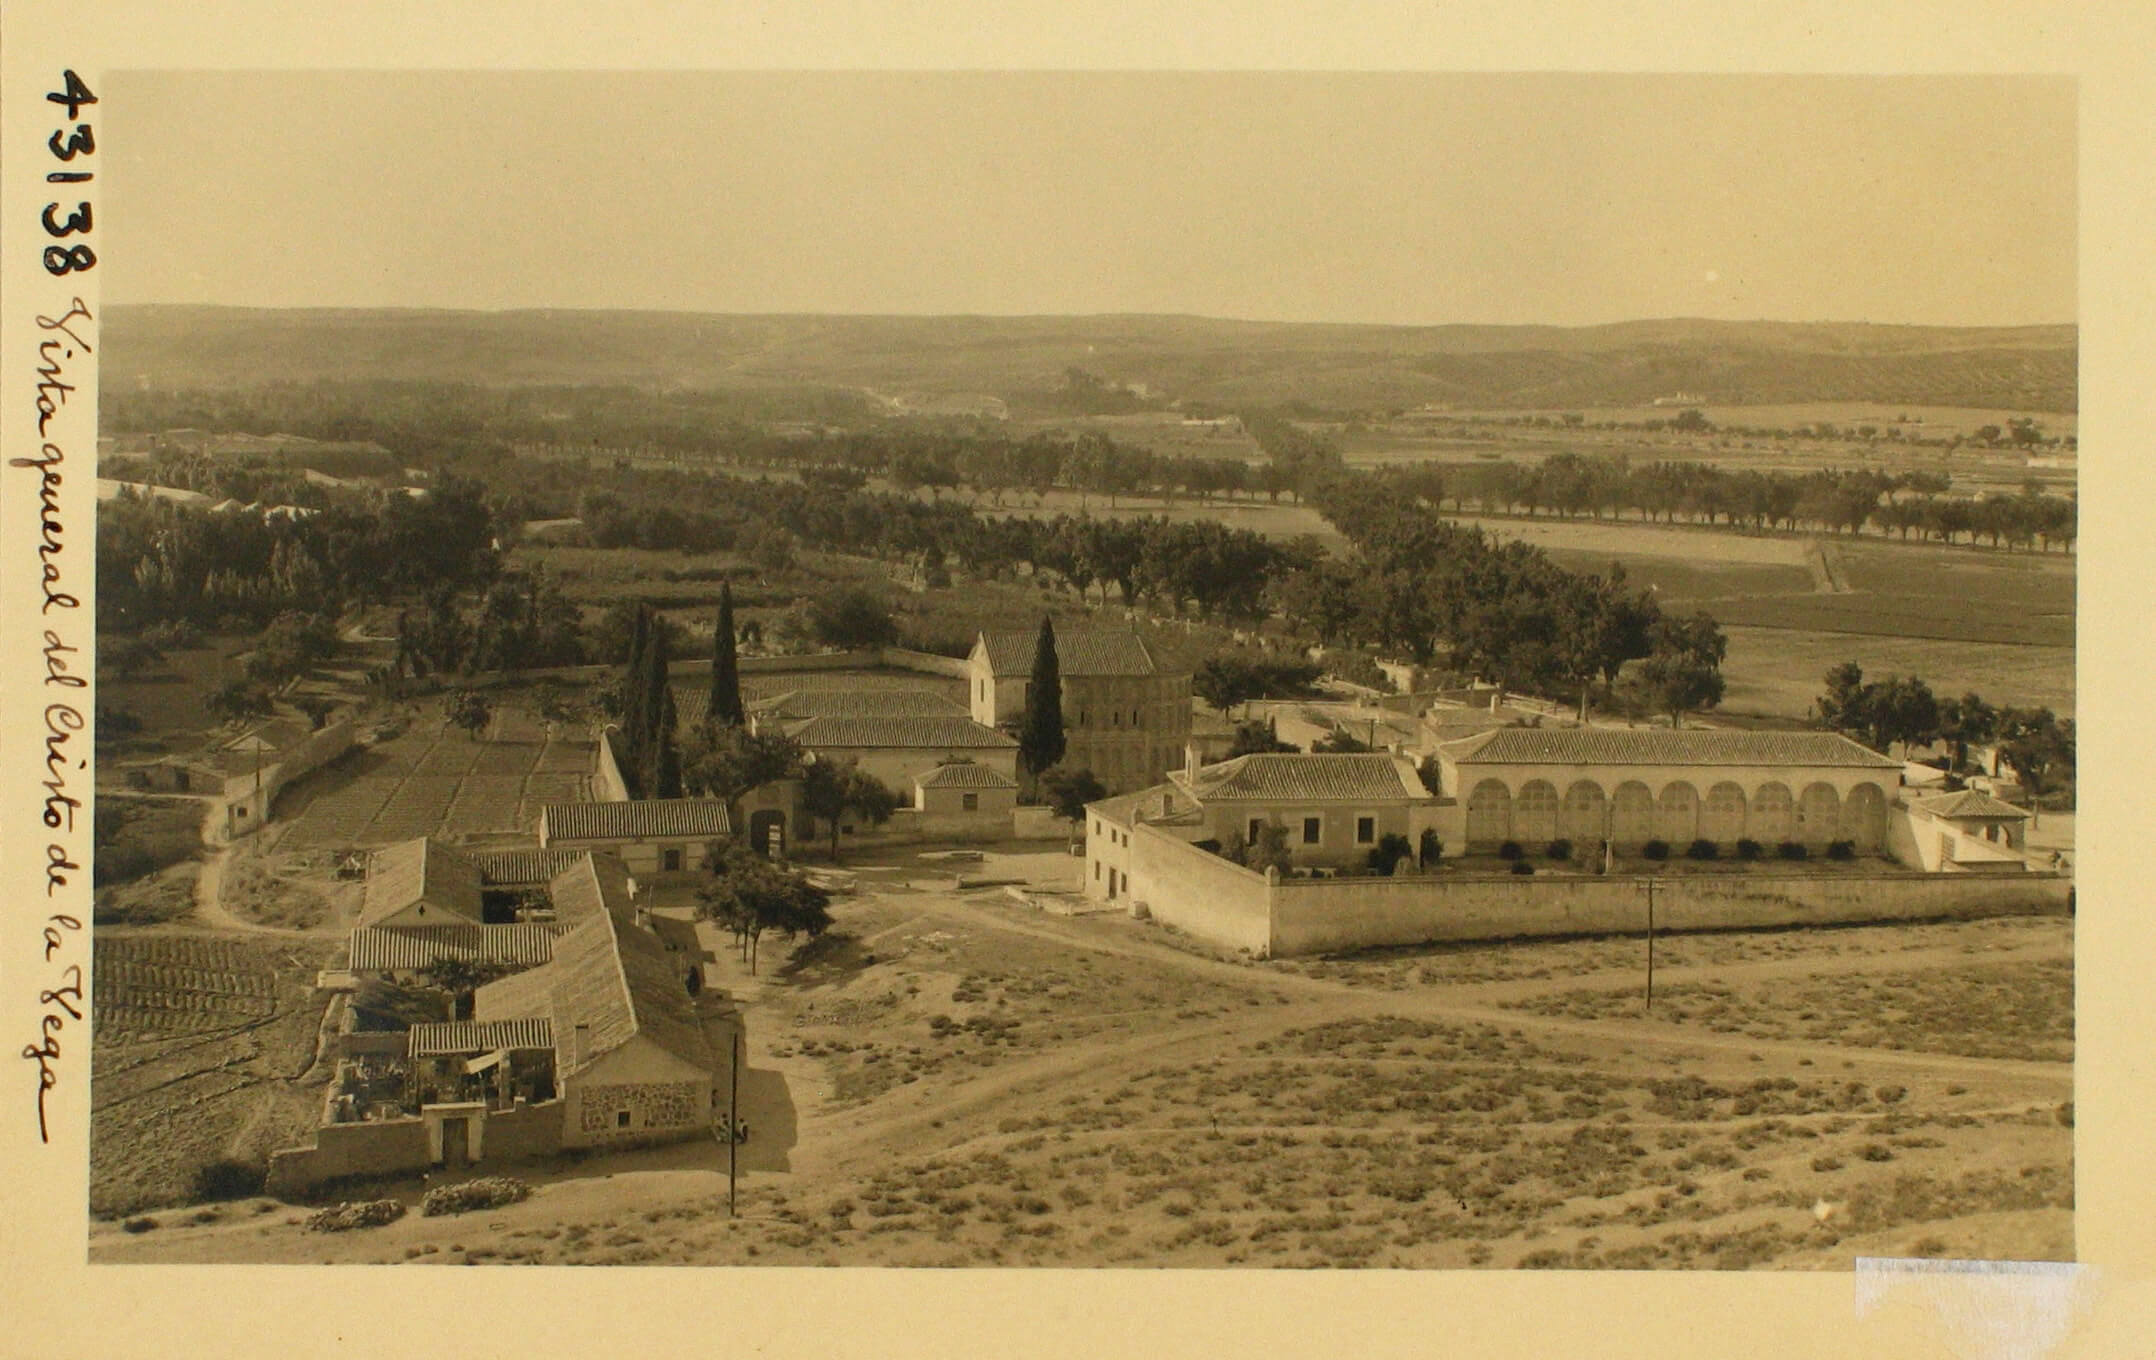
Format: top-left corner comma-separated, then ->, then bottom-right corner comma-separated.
777,897 -> 2068,1184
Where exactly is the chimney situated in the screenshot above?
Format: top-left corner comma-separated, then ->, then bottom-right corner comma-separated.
1185,743 -> 1201,783
573,1023 -> 590,1067
1489,690 -> 1501,714
1160,791 -> 1174,819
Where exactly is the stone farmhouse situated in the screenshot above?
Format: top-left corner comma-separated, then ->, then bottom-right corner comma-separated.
276,847 -> 721,1191
969,628 -> 1191,794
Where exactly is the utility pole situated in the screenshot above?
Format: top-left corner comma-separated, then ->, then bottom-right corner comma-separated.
727,1022 -> 742,1217
1645,877 -> 1657,1011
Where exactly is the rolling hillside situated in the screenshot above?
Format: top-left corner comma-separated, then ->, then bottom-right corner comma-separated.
105,307 -> 2076,415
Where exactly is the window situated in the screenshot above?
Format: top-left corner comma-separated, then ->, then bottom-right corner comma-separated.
1302,817 -> 1321,845
662,848 -> 683,873
1094,860 -> 1101,880
978,679 -> 985,701
962,793 -> 979,812
616,1110 -> 632,1129
1356,816 -> 1376,845
1248,818 -> 1263,844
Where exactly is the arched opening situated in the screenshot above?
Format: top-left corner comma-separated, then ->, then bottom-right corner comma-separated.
1513,780 -> 1559,844
1750,782 -> 1795,844
1609,781 -> 1655,845
1466,779 -> 1512,849
1798,782 -> 1841,845
1654,781 -> 1698,843
1560,780 -> 1607,843
1842,782 -> 1887,851
1700,781 -> 1748,844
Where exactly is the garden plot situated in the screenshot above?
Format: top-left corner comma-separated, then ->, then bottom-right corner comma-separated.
91,932 -> 334,1217
272,716 -> 593,849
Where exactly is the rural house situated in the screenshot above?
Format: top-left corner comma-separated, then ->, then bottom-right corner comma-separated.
1085,751 -> 1440,903
969,628 -> 1192,794
772,713 -> 1019,790
1901,789 -> 2034,871
538,797 -> 735,876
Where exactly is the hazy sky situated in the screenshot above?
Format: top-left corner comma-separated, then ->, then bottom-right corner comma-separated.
107,71 -> 2075,327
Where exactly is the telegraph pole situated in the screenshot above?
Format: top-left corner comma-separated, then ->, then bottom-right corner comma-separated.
727,1023 -> 741,1217
1645,877 -> 1657,1011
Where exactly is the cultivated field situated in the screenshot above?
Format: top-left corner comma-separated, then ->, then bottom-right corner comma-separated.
273,707 -> 591,851
92,855 -> 2072,1269
90,931 -> 335,1217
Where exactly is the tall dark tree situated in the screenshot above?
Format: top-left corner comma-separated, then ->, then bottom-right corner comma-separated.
710,581 -> 745,728
619,605 -> 654,795
1018,615 -> 1067,777
640,616 -> 677,799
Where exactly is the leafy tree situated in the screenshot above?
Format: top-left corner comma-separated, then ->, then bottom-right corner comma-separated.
1816,662 -> 1871,733
1039,767 -> 1108,827
1312,727 -> 1373,754
1937,692 -> 1998,774
1417,828 -> 1444,868
697,839 -> 833,974
1194,656 -> 1261,718
809,586 -> 900,650
1227,717 -> 1297,756
105,637 -> 165,680
1635,612 -> 1727,728
1997,707 -> 2074,821
685,722 -> 804,802
1018,615 -> 1067,777
420,958 -> 517,1016
1236,822 -> 1294,876
442,688 -> 493,740
1367,832 -> 1414,875
203,679 -> 273,726
800,759 -> 898,860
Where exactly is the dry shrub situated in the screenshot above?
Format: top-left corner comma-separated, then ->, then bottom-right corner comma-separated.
308,1199 -> 406,1232
421,1176 -> 531,1217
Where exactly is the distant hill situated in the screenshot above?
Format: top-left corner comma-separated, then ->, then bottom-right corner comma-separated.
104,306 -> 2077,414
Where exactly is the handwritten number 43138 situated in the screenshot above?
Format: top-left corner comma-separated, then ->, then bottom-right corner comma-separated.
43,69 -> 96,276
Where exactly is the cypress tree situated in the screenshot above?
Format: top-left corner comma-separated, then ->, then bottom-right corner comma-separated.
711,582 -> 745,727
619,605 -> 653,796
1019,614 -> 1067,776
641,615 -> 674,799
655,689 -> 684,798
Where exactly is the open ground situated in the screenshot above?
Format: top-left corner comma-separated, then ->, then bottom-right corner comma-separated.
93,845 -> 2071,1269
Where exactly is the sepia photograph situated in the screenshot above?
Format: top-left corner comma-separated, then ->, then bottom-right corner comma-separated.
70,67 -> 2081,1274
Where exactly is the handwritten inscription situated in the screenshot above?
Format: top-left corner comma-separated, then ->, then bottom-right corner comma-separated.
19,71 -> 99,1145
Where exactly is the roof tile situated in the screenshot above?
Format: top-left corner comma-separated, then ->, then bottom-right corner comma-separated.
1175,753 -> 1428,802
1442,728 -> 1902,769
976,629 -> 1160,678
542,798 -> 732,843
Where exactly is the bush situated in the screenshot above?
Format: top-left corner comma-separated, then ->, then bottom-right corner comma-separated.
192,1158 -> 266,1203
1510,861 -> 1536,876
1686,839 -> 1720,861
1735,838 -> 1763,861
1826,840 -> 1856,861
1776,841 -> 1808,860
1497,841 -> 1523,861
1418,828 -> 1443,867
1546,838 -> 1573,862
1809,1156 -> 1842,1173
1874,1085 -> 1907,1105
420,1176 -> 532,1217
307,1200 -> 406,1232
1857,1143 -> 1895,1163
1641,839 -> 1670,861
122,1217 -> 159,1234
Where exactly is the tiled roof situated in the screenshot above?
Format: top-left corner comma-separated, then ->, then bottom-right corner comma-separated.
469,846 -> 588,887
1087,780 -> 1197,826
546,853 -> 639,929
784,715 -> 1017,750
1175,753 -> 1429,803
474,961 -> 556,1025
347,923 -> 559,972
1910,790 -> 2029,820
914,761 -> 1020,790
409,1018 -> 555,1057
358,838 -> 483,928
749,688 -> 968,719
540,914 -> 712,1079
542,798 -> 732,843
976,628 -> 1160,678
1440,727 -> 1902,770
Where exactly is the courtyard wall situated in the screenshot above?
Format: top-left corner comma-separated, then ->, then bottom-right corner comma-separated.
1127,821 -> 1272,954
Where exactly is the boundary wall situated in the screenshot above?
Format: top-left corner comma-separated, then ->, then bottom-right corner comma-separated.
1125,824 -> 2070,959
